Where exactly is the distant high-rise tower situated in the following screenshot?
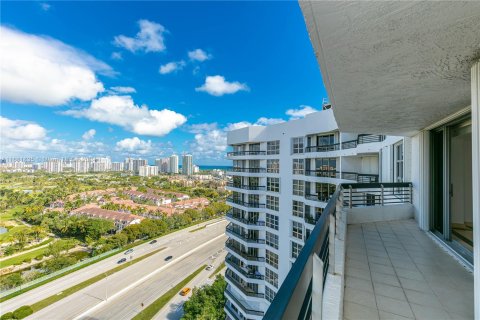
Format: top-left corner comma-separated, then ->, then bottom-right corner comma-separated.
169,155 -> 179,174
182,154 -> 193,176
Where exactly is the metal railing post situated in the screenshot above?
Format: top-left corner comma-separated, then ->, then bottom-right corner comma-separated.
381,184 -> 384,206
410,184 -> 413,204
349,186 -> 352,208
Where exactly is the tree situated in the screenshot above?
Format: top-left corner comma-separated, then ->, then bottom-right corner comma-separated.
182,275 -> 227,320
0,273 -> 23,290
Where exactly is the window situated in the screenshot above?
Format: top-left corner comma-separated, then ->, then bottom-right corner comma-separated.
265,286 -> 276,303
293,159 -> 305,175
292,221 -> 303,240
266,231 -> 279,249
266,213 -> 279,230
267,159 -> 280,173
315,207 -> 323,219
315,183 -> 336,202
249,143 -> 261,152
315,158 -> 337,177
292,137 -> 304,154
266,250 -> 278,269
292,200 -> 304,218
267,177 -> 280,192
266,195 -> 279,211
265,268 -> 278,288
394,142 -> 404,182
291,241 -> 303,259
267,141 -> 280,155
293,179 -> 304,196
318,134 -> 335,146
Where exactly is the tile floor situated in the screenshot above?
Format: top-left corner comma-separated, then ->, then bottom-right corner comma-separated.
344,219 -> 473,320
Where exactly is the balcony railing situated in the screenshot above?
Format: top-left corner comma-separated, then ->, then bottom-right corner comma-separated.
225,288 -> 265,317
228,167 -> 266,173
304,215 -> 318,225
226,197 -> 266,208
226,255 -> 264,280
224,302 -> 241,320
305,170 -> 379,183
226,182 -> 266,191
225,270 -> 264,298
263,182 -> 412,319
342,182 -> 413,207
305,193 -> 331,202
305,134 -> 386,153
227,151 -> 266,156
226,224 -> 266,244
225,240 -> 265,262
226,211 -> 265,226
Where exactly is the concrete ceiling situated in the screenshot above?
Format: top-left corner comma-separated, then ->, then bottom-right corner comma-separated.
300,1 -> 480,135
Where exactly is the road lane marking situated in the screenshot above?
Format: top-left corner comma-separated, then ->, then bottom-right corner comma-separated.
73,233 -> 226,320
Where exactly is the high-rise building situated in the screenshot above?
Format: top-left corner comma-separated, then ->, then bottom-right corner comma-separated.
223,109 -> 396,319
72,158 -> 90,173
182,154 -> 193,176
169,155 -> 179,174
44,158 -> 64,173
111,162 -> 124,172
139,165 -> 158,177
124,158 -> 147,174
155,158 -> 170,173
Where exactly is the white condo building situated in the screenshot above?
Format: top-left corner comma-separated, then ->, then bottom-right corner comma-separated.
111,162 -> 124,172
138,165 -> 158,177
124,158 -> 147,174
44,159 -> 63,173
224,109 -> 399,319
169,155 -> 179,174
182,154 -> 193,176
155,158 -> 170,173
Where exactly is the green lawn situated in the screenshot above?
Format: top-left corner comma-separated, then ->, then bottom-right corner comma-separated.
28,247 -> 166,313
0,225 -> 30,243
132,264 -> 206,320
0,246 -> 50,269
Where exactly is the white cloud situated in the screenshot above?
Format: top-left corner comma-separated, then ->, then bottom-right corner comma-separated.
0,117 -> 47,141
111,52 -> 123,60
116,137 -> 152,154
255,117 -> 285,126
0,116 -> 105,156
195,75 -> 248,96
159,60 -> 186,74
82,129 -> 96,140
114,20 -> 166,53
286,105 -> 318,119
40,3 -> 51,11
63,95 -> 187,137
188,49 -> 212,62
110,86 -> 136,94
0,26 -> 111,106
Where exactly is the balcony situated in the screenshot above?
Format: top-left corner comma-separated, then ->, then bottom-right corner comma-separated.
225,240 -> 265,262
226,210 -> 266,226
225,288 -> 265,317
226,197 -> 266,209
225,270 -> 265,298
304,214 -> 318,225
305,193 -> 331,203
227,150 -> 267,157
226,224 -> 265,244
226,182 -> 266,191
305,135 -> 386,153
225,255 -> 264,280
228,167 -> 266,173
305,170 -> 379,183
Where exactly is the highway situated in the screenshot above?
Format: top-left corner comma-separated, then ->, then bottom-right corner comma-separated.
1,218 -> 227,316
153,252 -> 227,320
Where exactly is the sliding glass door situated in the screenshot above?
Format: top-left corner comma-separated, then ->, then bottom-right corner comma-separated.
430,116 -> 473,263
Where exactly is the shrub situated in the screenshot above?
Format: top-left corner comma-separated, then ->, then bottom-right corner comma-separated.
12,306 -> 33,319
35,254 -> 44,260
22,258 -> 32,264
0,312 -> 14,320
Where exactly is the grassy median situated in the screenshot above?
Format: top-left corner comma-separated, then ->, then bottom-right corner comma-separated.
208,261 -> 226,279
28,247 -> 166,313
133,264 -> 206,320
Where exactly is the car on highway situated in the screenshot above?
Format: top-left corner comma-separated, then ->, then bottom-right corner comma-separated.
149,240 -> 157,244
206,265 -> 214,271
118,258 -> 127,264
124,249 -> 134,255
164,255 -> 173,261
180,287 -> 191,296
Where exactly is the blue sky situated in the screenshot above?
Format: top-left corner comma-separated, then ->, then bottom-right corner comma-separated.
1,1 -> 327,165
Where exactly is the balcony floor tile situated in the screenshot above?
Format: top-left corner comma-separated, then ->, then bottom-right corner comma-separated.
344,219 -> 473,320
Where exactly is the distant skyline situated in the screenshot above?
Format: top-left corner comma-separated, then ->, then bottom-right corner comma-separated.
0,1 -> 328,164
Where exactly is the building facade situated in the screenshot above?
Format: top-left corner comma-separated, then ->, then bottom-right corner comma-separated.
138,165 -> 158,177
43,158 -> 64,173
182,154 -> 193,176
224,109 -> 398,319
124,158 -> 147,174
169,155 -> 179,174
111,162 -> 124,172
